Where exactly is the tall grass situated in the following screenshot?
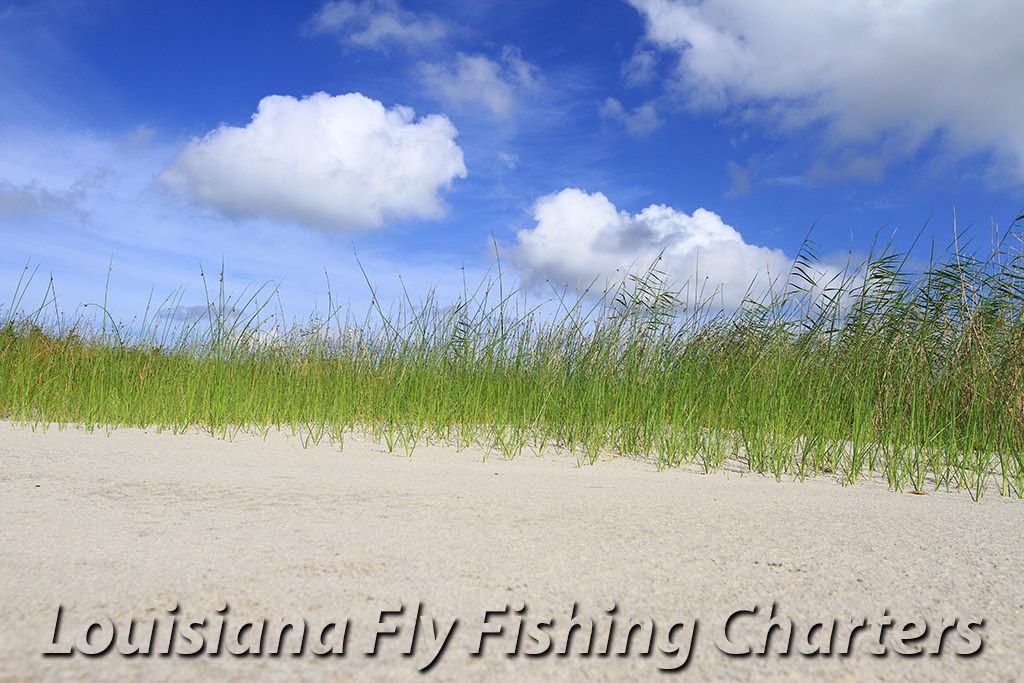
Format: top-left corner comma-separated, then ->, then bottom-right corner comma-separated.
2,223 -> 1023,499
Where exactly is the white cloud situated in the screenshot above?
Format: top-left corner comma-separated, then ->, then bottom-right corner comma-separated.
160,92 -> 467,231
309,0 -> 447,50
418,46 -> 539,119
600,97 -> 662,136
513,188 -> 793,308
629,0 -> 1024,182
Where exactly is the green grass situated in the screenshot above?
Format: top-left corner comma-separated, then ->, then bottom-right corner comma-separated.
2,225 -> 1023,500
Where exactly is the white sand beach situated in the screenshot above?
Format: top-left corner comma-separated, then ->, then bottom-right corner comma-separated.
1,424 -> 1021,681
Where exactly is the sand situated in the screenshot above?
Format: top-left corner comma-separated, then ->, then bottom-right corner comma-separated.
0,423 -> 1021,681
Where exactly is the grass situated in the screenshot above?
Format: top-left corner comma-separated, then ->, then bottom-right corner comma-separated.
2,221 -> 1023,500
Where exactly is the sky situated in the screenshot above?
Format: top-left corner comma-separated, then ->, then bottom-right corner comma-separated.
2,0 -> 1022,323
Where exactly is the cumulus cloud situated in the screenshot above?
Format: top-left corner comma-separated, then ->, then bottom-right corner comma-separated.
601,97 -> 662,136
513,188 -> 792,308
418,46 -> 539,119
309,0 -> 447,50
160,92 -> 467,231
628,0 -> 1024,182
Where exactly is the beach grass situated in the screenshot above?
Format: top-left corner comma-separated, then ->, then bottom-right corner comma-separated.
2,222 -> 1023,499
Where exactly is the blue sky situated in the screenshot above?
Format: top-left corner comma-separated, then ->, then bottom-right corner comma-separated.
2,0 -> 1022,321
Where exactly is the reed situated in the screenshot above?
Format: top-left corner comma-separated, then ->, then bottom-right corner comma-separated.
3,221 -> 1023,499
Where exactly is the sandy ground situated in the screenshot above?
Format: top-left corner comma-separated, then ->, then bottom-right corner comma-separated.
0,423 -> 1022,682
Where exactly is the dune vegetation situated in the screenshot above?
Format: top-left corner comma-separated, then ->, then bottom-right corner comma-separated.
2,223 -> 1023,500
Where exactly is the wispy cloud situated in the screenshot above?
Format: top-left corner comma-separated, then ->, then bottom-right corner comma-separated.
600,97 -> 661,136
0,179 -> 83,219
622,49 -> 658,87
417,46 -> 539,119
308,0 -> 448,51
724,160 -> 752,198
